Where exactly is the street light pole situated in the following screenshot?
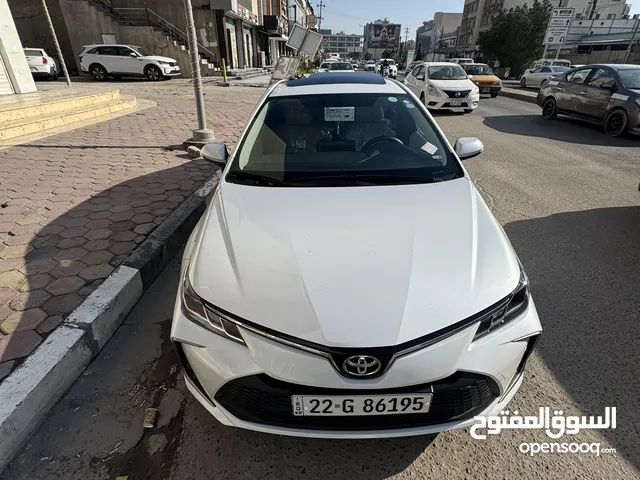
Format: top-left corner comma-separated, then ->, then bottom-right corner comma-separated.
41,0 -> 70,86
182,0 -> 214,147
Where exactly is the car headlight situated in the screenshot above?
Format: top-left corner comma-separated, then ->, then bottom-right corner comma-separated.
427,84 -> 443,97
495,80 -> 502,86
157,61 -> 171,65
472,85 -> 480,95
473,81 -> 480,85
181,270 -> 246,345
473,272 -> 530,341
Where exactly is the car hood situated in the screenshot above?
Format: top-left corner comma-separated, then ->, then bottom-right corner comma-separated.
190,177 -> 520,348
430,79 -> 475,90
142,55 -> 177,63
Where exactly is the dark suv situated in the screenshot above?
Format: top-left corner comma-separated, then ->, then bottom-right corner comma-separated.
537,64 -> 640,137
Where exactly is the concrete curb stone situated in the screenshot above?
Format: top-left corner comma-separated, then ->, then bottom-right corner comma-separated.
0,170 -> 220,473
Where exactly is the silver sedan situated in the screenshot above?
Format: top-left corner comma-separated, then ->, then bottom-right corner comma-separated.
521,66 -> 571,88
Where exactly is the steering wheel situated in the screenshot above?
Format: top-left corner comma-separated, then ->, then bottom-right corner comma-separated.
360,136 -> 404,152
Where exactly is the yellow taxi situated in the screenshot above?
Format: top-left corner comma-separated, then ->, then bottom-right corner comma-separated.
462,63 -> 502,98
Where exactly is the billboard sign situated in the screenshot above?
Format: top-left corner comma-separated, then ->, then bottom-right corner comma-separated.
367,23 -> 401,49
543,8 -> 574,45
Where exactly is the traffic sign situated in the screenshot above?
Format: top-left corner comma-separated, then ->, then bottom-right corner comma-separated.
308,13 -> 317,28
543,7 -> 574,45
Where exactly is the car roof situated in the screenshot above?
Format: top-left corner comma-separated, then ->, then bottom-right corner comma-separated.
272,73 -> 405,97
82,44 -> 139,48
464,63 -> 489,67
580,64 -> 640,70
423,62 -> 464,66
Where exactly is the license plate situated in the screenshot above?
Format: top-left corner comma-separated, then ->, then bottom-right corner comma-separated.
481,88 -> 489,93
291,394 -> 432,416
449,98 -> 463,106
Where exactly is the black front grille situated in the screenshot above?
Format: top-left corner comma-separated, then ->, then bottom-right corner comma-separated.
215,372 -> 500,431
443,90 -> 471,98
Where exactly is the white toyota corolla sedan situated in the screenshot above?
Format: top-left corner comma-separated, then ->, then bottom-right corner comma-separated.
171,73 -> 542,439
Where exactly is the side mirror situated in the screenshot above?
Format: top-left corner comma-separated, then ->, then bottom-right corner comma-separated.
455,137 -> 484,160
417,74 -> 425,81
468,75 -> 473,80
129,52 -> 137,57
201,141 -> 228,164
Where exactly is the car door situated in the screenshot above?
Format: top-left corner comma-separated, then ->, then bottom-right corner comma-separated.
557,68 -> 593,113
405,66 -> 419,93
534,67 -> 552,87
412,65 -> 426,97
96,45 -> 119,72
116,46 -> 141,74
577,68 -> 617,120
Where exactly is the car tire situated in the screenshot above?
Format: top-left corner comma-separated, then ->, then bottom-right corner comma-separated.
145,65 -> 162,81
603,109 -> 628,137
520,77 -> 527,88
90,64 -> 107,81
542,98 -> 558,120
490,92 -> 499,98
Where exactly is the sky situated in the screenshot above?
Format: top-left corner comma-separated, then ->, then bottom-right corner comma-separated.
317,0 -> 640,36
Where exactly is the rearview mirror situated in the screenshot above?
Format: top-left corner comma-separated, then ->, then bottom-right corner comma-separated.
455,137 -> 484,160
201,141 -> 228,164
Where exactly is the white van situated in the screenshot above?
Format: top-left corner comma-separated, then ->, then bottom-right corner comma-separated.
529,58 -> 571,69
448,58 -> 475,64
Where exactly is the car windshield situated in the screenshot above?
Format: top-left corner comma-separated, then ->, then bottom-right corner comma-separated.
226,93 -> 463,187
464,65 -> 493,75
428,65 -> 468,80
618,69 -> 640,89
551,66 -> 570,73
329,63 -> 353,71
131,46 -> 154,56
24,49 -> 43,56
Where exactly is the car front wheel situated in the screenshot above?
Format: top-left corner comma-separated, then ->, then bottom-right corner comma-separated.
604,109 -> 628,137
542,98 -> 558,120
145,65 -> 162,81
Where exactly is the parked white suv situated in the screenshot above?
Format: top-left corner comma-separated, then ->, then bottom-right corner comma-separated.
79,44 -> 181,81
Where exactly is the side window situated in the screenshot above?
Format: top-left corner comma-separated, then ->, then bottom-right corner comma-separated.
98,46 -> 118,56
117,46 -> 135,56
540,67 -> 551,73
415,66 -> 424,78
567,69 -> 592,84
587,68 -> 616,89
87,48 -> 100,54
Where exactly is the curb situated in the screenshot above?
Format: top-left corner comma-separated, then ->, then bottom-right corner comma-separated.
0,171 -> 221,473
500,89 -> 537,104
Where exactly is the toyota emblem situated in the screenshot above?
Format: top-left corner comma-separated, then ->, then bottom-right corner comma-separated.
342,355 -> 382,377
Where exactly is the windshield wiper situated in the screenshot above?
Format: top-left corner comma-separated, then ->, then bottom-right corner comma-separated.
291,173 -> 448,185
225,171 -> 288,187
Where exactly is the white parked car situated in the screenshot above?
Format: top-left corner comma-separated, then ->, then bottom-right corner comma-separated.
79,44 -> 181,81
171,72 -> 542,439
24,48 -> 58,80
520,65 -> 571,88
363,60 -> 376,71
326,62 -> 355,72
404,62 -> 480,113
447,58 -> 475,65
374,58 -> 398,78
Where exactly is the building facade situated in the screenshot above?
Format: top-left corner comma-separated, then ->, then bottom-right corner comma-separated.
320,30 -> 364,58
415,12 -> 463,60
459,0 -> 633,56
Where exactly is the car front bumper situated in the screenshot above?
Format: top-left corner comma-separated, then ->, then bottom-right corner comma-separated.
477,85 -> 501,95
425,92 -> 480,112
171,288 -> 541,438
162,66 -> 181,76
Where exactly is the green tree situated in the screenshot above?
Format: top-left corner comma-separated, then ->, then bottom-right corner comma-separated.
364,52 -> 372,61
478,0 -> 552,75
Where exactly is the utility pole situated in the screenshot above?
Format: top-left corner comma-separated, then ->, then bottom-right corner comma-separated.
317,1 -> 325,30
182,0 -> 214,147
41,0 -> 70,86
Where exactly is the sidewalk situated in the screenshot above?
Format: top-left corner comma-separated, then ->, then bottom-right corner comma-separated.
0,80 -> 264,382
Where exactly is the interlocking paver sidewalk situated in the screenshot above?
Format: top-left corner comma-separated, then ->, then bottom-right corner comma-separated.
0,80 -> 264,382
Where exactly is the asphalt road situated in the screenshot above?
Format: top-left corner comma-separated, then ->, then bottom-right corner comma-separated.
3,96 -> 640,480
